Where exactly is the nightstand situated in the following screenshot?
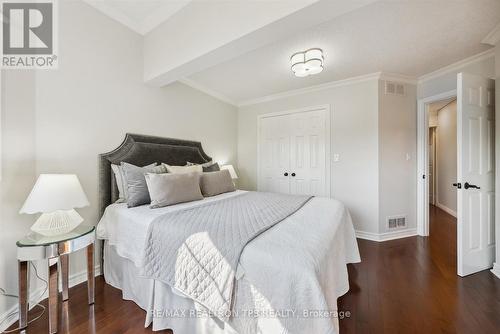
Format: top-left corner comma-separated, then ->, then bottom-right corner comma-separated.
16,225 -> 96,334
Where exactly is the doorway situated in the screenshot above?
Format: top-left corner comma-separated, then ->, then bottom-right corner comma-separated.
429,98 -> 458,218
417,90 -> 457,237
427,99 -> 458,245
417,72 -> 496,277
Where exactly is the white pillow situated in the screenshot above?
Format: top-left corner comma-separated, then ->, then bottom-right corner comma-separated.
163,163 -> 202,174
111,164 -> 125,202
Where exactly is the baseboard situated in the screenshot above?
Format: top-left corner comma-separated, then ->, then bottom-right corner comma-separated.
435,202 -> 457,217
492,263 -> 500,279
356,228 -> 418,242
0,264 -> 101,332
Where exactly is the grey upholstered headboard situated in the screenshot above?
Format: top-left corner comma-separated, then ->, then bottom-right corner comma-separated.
98,133 -> 212,218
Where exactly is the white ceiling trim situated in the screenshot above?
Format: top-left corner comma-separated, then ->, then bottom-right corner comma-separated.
379,72 -> 418,85
238,72 -> 383,108
417,49 -> 495,84
179,78 -> 238,107
181,50 -> 493,109
83,0 -> 191,35
482,22 -> 500,46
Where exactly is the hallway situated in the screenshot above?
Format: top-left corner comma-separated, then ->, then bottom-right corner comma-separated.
338,205 -> 499,333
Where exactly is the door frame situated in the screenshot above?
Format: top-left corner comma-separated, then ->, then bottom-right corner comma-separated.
429,126 -> 437,205
417,90 -> 457,236
257,104 -> 331,197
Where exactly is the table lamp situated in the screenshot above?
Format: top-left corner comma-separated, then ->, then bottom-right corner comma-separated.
221,164 -> 238,180
19,174 -> 89,236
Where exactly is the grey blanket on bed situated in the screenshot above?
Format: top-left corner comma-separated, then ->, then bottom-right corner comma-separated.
141,191 -> 312,320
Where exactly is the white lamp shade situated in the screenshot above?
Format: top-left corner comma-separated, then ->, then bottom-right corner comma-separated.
20,174 -> 89,214
221,165 -> 238,179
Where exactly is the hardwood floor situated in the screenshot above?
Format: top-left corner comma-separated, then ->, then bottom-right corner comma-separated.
8,205 -> 500,333
338,205 -> 500,333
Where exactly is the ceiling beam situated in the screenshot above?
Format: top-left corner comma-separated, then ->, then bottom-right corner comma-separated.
144,0 -> 378,87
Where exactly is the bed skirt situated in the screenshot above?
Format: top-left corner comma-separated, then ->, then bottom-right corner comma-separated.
104,241 -> 237,333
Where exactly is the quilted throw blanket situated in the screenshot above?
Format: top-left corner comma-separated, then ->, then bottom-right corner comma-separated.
141,191 -> 312,320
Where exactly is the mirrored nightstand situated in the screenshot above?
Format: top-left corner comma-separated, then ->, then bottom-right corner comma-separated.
16,225 -> 96,333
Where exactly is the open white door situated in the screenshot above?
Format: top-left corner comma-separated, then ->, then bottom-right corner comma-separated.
457,72 -> 495,277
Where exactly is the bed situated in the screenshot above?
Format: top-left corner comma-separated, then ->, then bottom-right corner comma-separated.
97,133 -> 360,334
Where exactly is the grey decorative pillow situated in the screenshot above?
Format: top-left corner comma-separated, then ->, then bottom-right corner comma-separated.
186,161 -> 220,172
112,162 -> 156,202
203,162 -> 220,172
199,170 -> 236,197
121,162 -> 164,207
145,172 -> 203,208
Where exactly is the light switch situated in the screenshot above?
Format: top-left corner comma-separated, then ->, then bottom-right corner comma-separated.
406,153 -> 411,161
333,154 -> 340,162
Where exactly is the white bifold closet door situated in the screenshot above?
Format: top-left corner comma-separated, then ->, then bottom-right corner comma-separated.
258,107 -> 328,196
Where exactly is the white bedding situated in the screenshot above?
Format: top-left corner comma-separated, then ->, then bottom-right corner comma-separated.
97,190 -> 361,334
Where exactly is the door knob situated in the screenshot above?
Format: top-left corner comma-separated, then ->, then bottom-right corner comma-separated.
291,173 -> 296,177
464,182 -> 480,190
284,172 -> 288,176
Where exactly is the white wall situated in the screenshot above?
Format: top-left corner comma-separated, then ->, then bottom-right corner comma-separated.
436,101 -> 457,214
378,82 -> 417,234
0,0 -> 237,325
238,79 -> 380,234
429,110 -> 438,127
238,78 -> 419,237
0,71 -> 38,319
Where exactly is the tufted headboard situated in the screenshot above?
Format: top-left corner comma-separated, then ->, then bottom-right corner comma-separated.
98,133 -> 212,218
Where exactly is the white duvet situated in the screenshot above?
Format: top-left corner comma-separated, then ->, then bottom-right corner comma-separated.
97,190 -> 361,334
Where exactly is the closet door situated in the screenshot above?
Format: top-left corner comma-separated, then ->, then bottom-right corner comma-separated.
289,109 -> 327,196
259,114 -> 291,194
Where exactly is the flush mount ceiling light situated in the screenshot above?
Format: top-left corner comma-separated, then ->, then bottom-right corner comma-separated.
290,48 -> 324,77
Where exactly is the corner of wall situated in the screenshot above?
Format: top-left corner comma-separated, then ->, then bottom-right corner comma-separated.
377,79 -> 418,236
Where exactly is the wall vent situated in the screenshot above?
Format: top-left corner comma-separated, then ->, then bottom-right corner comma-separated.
385,81 -> 406,96
388,215 -> 407,229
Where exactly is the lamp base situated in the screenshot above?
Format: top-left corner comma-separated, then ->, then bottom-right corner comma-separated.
31,209 -> 83,236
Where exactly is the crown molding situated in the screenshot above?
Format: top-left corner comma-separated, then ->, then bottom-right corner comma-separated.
83,0 -> 191,35
379,72 -> 418,85
482,22 -> 500,46
179,78 -> 238,107
417,49 -> 495,84
238,72 -> 383,107
238,71 -> 419,107
181,48 -> 492,109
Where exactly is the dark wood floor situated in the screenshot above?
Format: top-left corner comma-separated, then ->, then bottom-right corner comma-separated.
9,206 -> 500,333
338,205 -> 500,333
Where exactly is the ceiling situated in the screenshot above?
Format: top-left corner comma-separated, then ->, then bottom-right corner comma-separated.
84,0 -> 191,35
187,0 -> 500,104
